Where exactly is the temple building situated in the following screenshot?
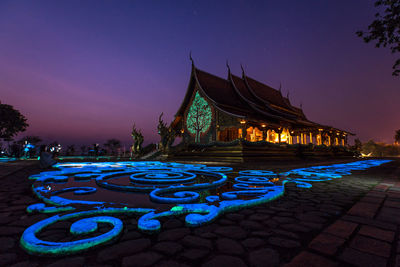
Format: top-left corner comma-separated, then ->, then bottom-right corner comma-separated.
170,60 -> 352,149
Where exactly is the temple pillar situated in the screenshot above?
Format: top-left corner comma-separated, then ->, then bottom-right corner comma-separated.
317,134 -> 321,145
241,124 -> 247,140
238,128 -> 242,139
297,136 -> 299,144
276,128 -> 282,143
342,138 -> 345,146
309,133 -> 313,144
300,133 -> 304,144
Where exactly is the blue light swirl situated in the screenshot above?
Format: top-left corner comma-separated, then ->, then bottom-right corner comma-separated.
20,159 -> 391,256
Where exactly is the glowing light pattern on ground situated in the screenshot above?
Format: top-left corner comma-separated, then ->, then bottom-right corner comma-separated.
0,157 -> 16,162
20,159 -> 391,256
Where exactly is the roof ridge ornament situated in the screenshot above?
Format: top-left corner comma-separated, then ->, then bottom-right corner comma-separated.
226,60 -> 231,76
189,51 -> 194,66
279,82 -> 282,93
240,63 -> 246,77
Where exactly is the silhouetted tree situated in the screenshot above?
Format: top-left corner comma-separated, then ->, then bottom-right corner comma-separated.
356,0 -> 400,76
352,138 -> 363,156
0,102 -> 28,140
362,140 -> 400,156
104,139 -> 121,155
395,129 -> 400,144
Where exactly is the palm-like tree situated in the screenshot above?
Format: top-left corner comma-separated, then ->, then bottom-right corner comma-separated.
395,130 -> 400,145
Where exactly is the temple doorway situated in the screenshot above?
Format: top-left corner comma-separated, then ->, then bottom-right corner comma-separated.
218,127 -> 239,142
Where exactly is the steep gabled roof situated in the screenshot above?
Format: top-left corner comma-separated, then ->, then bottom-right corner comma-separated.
173,62 -> 352,134
230,74 -> 260,105
244,76 -> 290,108
195,68 -> 249,113
174,64 -> 249,118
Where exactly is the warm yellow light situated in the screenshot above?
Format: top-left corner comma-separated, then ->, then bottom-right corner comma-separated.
318,128 -> 323,131
240,120 -> 246,124
261,124 -> 266,128
281,133 -> 287,142
181,129 -> 184,133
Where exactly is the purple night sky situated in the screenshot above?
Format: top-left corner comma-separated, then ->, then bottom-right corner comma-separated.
1,0 -> 399,148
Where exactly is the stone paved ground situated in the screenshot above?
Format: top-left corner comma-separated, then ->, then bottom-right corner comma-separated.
0,159 -> 399,266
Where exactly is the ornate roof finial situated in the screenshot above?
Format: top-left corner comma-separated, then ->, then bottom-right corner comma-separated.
300,102 -> 303,109
189,51 -> 194,66
279,82 -> 282,93
226,60 -> 231,75
287,90 -> 290,99
240,63 -> 246,77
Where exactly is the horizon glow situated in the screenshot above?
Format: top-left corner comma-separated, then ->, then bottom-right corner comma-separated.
1,1 -> 399,147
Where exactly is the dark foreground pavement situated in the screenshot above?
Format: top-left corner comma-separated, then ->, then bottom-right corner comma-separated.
0,159 -> 399,267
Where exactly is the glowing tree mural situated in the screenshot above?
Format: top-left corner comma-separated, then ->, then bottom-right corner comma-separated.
186,91 -> 212,142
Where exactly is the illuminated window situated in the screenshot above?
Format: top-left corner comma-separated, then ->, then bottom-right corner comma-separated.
246,127 -> 263,142
280,128 -> 290,143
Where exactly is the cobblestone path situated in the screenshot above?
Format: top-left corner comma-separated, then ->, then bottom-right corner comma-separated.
0,159 -> 398,267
